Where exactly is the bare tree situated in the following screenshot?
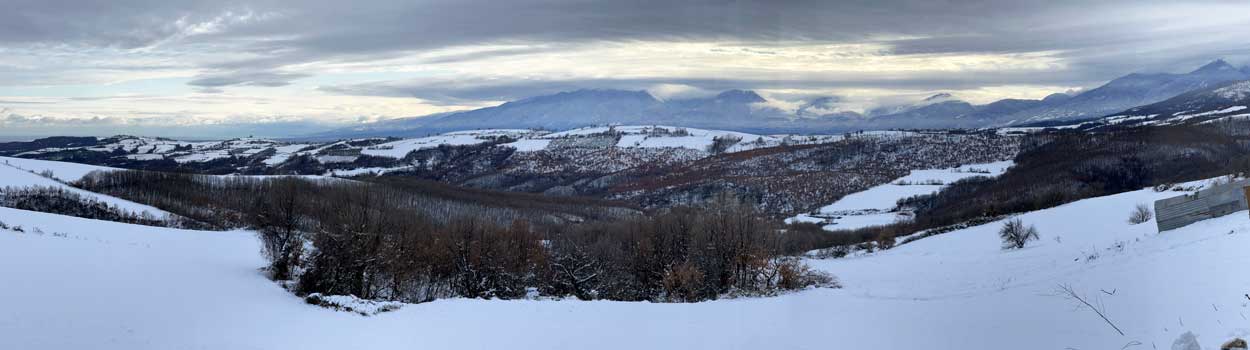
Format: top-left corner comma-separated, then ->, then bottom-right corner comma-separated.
251,178 -> 306,280
999,218 -> 1039,250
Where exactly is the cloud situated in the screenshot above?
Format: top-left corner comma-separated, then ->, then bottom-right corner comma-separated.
4,0 -> 1250,134
187,71 -> 311,88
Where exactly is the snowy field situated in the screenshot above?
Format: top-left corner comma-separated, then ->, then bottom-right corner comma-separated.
2,171 -> 1248,349
789,160 -> 1014,231
0,158 -> 169,217
0,156 -> 118,182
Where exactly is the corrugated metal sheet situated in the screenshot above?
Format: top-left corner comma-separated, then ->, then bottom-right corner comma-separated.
1154,179 -> 1250,232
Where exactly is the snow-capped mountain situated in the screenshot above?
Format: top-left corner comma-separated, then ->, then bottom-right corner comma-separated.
1004,59 -> 1250,124
303,59 -> 1248,137
312,89 -> 796,139
1084,79 -> 1250,128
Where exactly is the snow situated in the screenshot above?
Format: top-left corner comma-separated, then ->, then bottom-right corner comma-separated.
361,134 -> 494,158
325,166 -> 413,177
996,124 -> 1082,133
315,155 -> 358,164
538,125 -> 793,153
2,180 -> 1249,349
0,162 -> 170,217
174,150 -> 233,163
1173,106 -> 1247,122
789,160 -> 1013,231
1199,113 -> 1250,124
0,156 -> 118,182
1104,114 -> 1158,125
125,153 -> 165,161
501,139 -> 552,152
262,144 -> 313,165
1215,81 -> 1250,100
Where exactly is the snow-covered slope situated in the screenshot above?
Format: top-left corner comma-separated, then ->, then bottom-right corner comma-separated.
0,158 -> 169,217
0,156 -> 117,182
2,179 -> 1247,349
789,160 -> 1013,231
360,130 -> 530,158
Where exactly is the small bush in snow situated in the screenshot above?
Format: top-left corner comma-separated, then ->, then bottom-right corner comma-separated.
875,232 -> 896,250
999,218 -> 1039,250
815,245 -> 851,259
304,293 -> 402,316
661,262 -> 705,302
1128,204 -> 1153,224
776,259 -> 839,290
1223,338 -> 1248,350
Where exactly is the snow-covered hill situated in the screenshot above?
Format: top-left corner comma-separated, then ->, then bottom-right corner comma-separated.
2,176 -> 1247,349
0,157 -> 168,217
0,126 -> 865,180
789,160 -> 1013,231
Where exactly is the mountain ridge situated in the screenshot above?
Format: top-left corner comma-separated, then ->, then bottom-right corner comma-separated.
307,60 -> 1247,139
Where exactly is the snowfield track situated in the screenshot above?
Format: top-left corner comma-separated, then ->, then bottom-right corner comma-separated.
2,185 -> 1249,349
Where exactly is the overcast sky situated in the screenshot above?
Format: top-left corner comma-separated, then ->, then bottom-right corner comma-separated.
3,0 -> 1250,137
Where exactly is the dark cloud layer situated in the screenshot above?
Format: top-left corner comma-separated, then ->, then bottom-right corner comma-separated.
5,0 -> 1250,133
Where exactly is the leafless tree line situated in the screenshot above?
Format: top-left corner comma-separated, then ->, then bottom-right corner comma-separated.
75,170 -> 836,303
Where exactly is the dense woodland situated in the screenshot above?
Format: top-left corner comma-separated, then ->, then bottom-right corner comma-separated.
74,171 -> 835,303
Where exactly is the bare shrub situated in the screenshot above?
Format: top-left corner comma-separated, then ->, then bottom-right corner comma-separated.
1128,204 -> 1153,225
999,218 -> 1039,250
707,135 -> 743,154
814,244 -> 851,259
875,232 -> 896,250
776,259 -> 838,290
662,262 -> 705,302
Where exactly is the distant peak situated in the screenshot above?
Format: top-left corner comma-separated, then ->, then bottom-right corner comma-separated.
1191,59 -> 1236,74
924,92 -> 954,102
516,89 -> 658,104
715,90 -> 766,103
1042,92 -> 1073,102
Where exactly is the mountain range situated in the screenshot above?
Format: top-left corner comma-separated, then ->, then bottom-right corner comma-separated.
310,60 -> 1250,139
